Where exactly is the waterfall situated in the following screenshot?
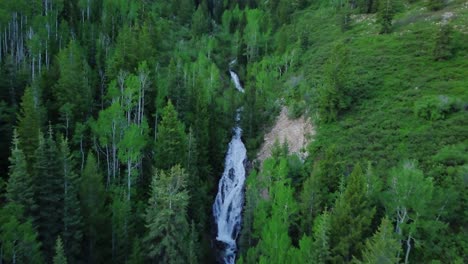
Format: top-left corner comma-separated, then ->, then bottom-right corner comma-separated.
213,71 -> 246,264
229,70 -> 245,93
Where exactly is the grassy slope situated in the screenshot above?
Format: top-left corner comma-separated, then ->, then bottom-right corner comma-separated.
287,1 -> 468,177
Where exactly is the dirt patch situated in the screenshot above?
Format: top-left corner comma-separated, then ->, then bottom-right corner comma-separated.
255,107 -> 315,166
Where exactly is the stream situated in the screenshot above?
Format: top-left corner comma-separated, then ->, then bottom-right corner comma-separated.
212,70 -> 247,264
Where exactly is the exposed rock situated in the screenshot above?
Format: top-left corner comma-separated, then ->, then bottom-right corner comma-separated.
255,107 -> 315,166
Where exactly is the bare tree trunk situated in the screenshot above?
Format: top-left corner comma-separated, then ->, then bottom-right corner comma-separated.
127,160 -> 132,201
404,233 -> 412,264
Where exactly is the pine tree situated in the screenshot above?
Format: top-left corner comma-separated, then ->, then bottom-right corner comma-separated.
192,3 -> 211,36
256,158 -> 297,264
17,85 -> 43,165
155,101 -> 188,170
312,211 -> 331,263
0,203 -> 44,264
329,164 -> 376,263
6,129 -> 36,218
34,128 -> 64,260
357,217 -> 401,264
80,153 -> 108,263
110,186 -> 132,262
144,165 -> 190,263
300,147 -> 341,232
53,236 -> 68,264
54,41 -> 92,125
377,0 -> 398,34
59,137 -> 83,264
173,0 -> 195,25
127,239 -> 144,264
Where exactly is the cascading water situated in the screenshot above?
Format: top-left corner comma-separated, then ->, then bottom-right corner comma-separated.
213,71 -> 247,264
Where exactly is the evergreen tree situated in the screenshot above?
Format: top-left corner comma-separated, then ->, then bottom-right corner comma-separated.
34,128 -> 64,260
312,211 -> 331,263
255,158 -> 298,264
173,0 -> 195,25
110,186 -> 132,262
192,4 -> 211,36
0,203 -> 44,264
433,23 -> 453,61
54,41 -> 93,126
127,238 -> 144,264
53,236 -> 68,264
80,153 -> 108,263
144,165 -> 190,263
59,137 -> 83,264
356,217 -> 401,264
155,101 -> 188,170
377,0 -> 398,34
300,147 -> 341,232
329,164 -> 376,262
317,44 -> 350,123
17,85 -> 43,165
6,130 -> 36,218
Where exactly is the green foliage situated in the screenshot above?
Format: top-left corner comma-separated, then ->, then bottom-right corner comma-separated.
54,41 -> 93,123
377,0 -> 399,33
110,186 -> 133,262
155,101 -> 188,170
317,44 -> 352,123
17,86 -> 43,165
414,95 -> 459,121
356,217 -> 401,264
80,153 -> 108,263
0,0 -> 466,262
383,161 -> 436,263
300,147 -> 342,230
329,164 -> 376,262
53,236 -> 68,264
192,4 -> 212,36
59,137 -> 83,264
433,23 -> 453,61
427,0 -> 445,11
311,211 -> 331,263
0,203 -> 44,264
144,165 -> 191,263
34,129 -> 64,260
6,130 -> 36,218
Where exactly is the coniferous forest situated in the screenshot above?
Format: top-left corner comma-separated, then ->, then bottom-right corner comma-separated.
0,0 -> 467,263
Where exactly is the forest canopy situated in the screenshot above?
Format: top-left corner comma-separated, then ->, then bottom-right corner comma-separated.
0,0 -> 467,263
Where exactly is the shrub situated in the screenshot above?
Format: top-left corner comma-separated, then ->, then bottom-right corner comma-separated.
414,95 -> 460,120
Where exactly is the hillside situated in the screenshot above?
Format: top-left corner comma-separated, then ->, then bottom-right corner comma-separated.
0,0 -> 466,263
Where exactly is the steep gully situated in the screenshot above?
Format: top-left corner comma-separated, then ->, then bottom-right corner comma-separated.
212,69 -> 247,264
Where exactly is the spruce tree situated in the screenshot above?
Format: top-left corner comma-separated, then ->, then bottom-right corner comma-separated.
329,164 -> 376,262
357,217 -> 401,264
155,101 -> 188,170
34,128 -> 64,260
59,137 -> 83,264
53,236 -> 68,264
6,129 -> 36,218
312,211 -> 331,263
80,153 -> 108,263
144,165 -> 190,263
110,186 -> 132,262
0,203 -> 44,264
17,85 -> 43,165
377,0 -> 398,34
